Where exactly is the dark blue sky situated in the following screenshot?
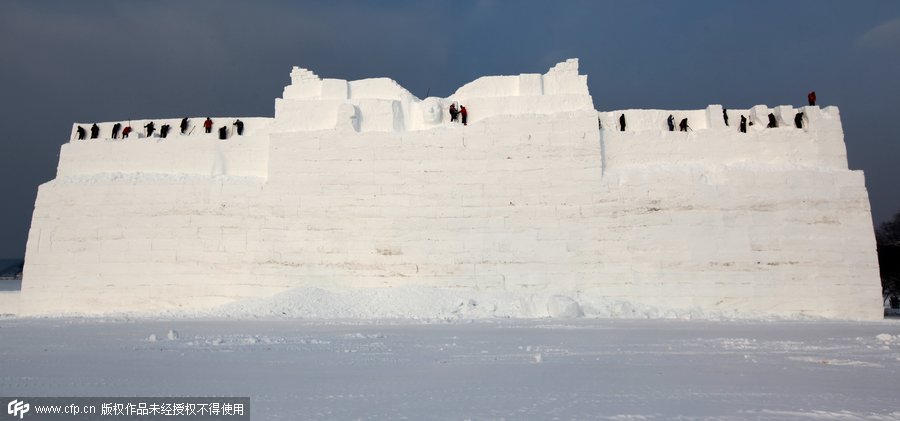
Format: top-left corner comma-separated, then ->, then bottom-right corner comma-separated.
1,1 -> 898,258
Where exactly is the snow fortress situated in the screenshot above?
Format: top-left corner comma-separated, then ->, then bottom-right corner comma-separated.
17,59 -> 882,319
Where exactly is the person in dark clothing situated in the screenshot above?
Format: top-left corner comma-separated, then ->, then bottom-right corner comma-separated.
807,91 -> 816,106
145,121 -> 155,137
667,115 -> 675,132
218,126 -> 228,140
76,126 -> 86,140
767,113 -> 777,128
598,118 -> 602,130
723,108 -> 729,126
203,118 -> 213,134
233,119 -> 244,135
90,123 -> 99,139
160,124 -> 170,138
739,115 -> 747,133
619,113 -> 626,131
794,112 -> 804,129
459,105 -> 468,126
449,103 -> 459,122
122,126 -> 132,138
180,117 -> 189,134
111,123 -> 121,139
679,118 -> 689,132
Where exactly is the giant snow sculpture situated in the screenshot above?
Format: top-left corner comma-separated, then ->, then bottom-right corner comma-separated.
15,59 -> 882,319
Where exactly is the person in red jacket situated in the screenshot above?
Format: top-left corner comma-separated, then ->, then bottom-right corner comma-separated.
122,126 -> 132,138
203,117 -> 213,133
459,105 -> 468,126
807,91 -> 816,106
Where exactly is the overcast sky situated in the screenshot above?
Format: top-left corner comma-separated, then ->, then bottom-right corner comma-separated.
1,0 -> 899,258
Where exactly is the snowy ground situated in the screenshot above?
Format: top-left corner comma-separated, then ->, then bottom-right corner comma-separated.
1,318 -> 899,420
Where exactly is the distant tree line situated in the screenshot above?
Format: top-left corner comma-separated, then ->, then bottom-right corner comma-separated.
877,211 -> 900,303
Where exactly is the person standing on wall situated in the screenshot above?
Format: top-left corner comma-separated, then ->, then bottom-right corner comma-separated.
90,123 -> 99,139
203,117 -> 213,134
807,91 -> 816,106
76,126 -> 86,140
160,124 -> 170,138
122,125 -> 132,138
619,113 -> 626,131
723,109 -> 729,126
739,115 -> 747,133
145,121 -> 155,137
180,117 -> 189,134
460,105 -> 468,126
111,123 -> 121,139
667,115 -> 675,132
218,125 -> 228,140
449,103 -> 459,122
233,119 -> 244,135
794,112 -> 804,129
679,118 -> 689,132
767,113 -> 777,128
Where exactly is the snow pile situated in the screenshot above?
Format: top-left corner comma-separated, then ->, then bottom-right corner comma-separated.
190,285 -> 801,321
547,295 -> 584,318
875,333 -> 900,345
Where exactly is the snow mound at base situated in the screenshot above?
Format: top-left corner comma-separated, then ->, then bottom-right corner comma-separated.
547,295 -> 583,318
192,286 -> 792,321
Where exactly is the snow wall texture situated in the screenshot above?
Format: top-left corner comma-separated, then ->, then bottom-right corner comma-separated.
14,59 -> 882,319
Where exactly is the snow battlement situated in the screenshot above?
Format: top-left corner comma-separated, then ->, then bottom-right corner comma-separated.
62,59 -> 848,179
599,105 -> 850,172
273,58 -> 593,133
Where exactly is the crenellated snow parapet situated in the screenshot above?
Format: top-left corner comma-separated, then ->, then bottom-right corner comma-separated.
273,58 -> 593,133
599,105 -> 850,172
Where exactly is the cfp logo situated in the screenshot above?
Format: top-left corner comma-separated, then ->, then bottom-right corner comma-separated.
7,400 -> 29,419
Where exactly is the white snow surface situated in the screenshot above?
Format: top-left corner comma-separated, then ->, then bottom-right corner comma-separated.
1,317 -> 898,420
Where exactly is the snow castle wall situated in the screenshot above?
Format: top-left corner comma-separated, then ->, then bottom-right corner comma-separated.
15,59 -> 882,319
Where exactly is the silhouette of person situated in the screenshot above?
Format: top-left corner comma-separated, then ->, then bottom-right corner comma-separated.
203,117 -> 213,134
90,123 -> 99,139
807,91 -> 816,106
218,126 -> 227,140
122,126 -> 132,138
739,115 -> 747,133
767,113 -> 777,128
160,124 -> 170,138
794,112 -> 804,129
619,113 -> 626,131
145,121 -> 155,137
111,123 -> 121,139
723,109 -> 729,126
233,119 -> 244,135
449,103 -> 459,122
76,126 -> 86,140
679,118 -> 688,132
667,115 -> 675,132
180,117 -> 189,134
